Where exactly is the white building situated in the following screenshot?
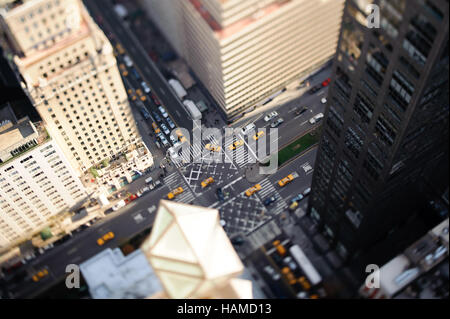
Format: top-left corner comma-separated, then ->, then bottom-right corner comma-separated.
0,114 -> 86,249
0,0 -> 149,174
80,248 -> 163,299
140,0 -> 345,119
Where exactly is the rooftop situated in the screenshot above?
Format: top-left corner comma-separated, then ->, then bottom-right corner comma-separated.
0,119 -> 49,166
80,248 -> 163,299
188,0 -> 289,40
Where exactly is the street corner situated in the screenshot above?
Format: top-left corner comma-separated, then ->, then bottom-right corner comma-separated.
245,163 -> 268,184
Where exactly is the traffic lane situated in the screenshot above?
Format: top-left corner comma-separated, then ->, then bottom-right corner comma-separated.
117,41 -> 185,152
10,186 -> 168,298
232,68 -> 331,130
84,0 -> 192,131
247,249 -> 297,298
209,176 -> 255,210
255,94 -> 327,149
269,148 -> 317,202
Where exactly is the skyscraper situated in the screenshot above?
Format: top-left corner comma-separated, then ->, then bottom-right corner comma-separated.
308,0 -> 449,258
0,104 -> 86,249
0,0 -> 144,175
140,0 -> 345,120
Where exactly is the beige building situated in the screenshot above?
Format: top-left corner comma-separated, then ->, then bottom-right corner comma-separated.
0,110 -> 86,249
141,0 -> 345,119
0,0 -> 144,174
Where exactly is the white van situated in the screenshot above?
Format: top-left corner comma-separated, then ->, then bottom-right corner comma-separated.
241,123 -> 256,135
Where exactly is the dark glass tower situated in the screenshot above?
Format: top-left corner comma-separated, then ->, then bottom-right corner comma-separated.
308,0 -> 449,258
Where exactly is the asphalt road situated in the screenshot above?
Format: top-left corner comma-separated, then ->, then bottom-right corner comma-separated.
2,182 -> 170,298
83,0 -> 194,132
2,1 -> 326,298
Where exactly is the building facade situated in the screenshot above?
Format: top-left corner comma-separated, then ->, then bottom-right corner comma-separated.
360,218 -> 448,299
141,0 -> 345,119
0,111 -> 86,249
308,0 -> 449,257
0,0 -> 143,175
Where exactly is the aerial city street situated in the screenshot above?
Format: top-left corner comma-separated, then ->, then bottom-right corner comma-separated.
0,0 -> 448,306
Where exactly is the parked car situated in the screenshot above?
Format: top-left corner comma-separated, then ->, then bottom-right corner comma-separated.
241,123 -> 256,135
169,134 -> 177,144
283,256 -> 298,271
322,77 -> 331,87
152,111 -> 162,123
291,193 -> 305,203
158,106 -> 169,118
303,187 -> 311,196
112,200 -> 126,211
159,134 -> 170,147
271,118 -> 284,128
264,111 -> 279,122
152,93 -> 161,106
309,113 -> 324,124
321,97 -> 327,104
263,265 -> 281,281
154,180 -> 163,189
308,85 -> 321,94
131,68 -> 141,80
160,123 -> 170,135
166,117 -> 176,129
168,147 -> 179,160
141,81 -> 151,94
123,55 -> 133,67
296,107 -> 308,116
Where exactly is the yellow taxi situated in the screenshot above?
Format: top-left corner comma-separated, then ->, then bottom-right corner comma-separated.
152,122 -> 161,134
168,187 -> 184,200
128,88 -> 137,101
289,201 -> 299,211
119,63 -> 128,76
115,43 -> 125,55
97,232 -> 115,246
201,177 -> 214,188
228,140 -> 244,151
278,174 -> 294,187
298,276 -> 311,291
245,184 -> 262,197
32,268 -> 49,282
253,131 -> 265,141
136,88 -> 146,101
175,129 -> 187,143
281,267 -> 297,285
205,144 -> 221,152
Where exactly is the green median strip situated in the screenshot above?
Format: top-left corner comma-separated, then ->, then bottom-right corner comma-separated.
277,128 -> 321,167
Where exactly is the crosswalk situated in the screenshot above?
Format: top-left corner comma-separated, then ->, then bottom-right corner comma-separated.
173,135 -> 231,168
223,136 -> 256,168
163,171 -> 196,204
257,178 -> 288,216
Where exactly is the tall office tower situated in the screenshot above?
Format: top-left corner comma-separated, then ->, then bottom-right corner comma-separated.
141,0 -> 345,120
0,0 -> 142,175
308,0 -> 449,258
0,104 -> 86,249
